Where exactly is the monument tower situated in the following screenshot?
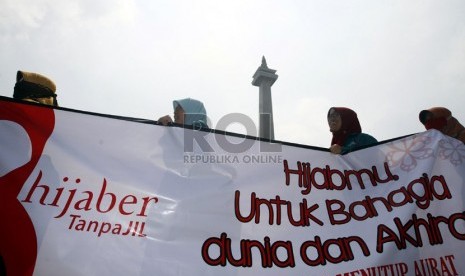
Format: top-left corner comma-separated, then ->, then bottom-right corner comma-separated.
252,56 -> 278,140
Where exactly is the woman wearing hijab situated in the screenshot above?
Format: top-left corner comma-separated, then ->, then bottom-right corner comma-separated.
328,107 -> 377,154
419,107 -> 465,144
13,70 -> 58,106
157,98 -> 208,128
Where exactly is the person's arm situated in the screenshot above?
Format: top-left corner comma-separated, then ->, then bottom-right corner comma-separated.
157,115 -> 173,126
340,133 -> 377,154
330,144 -> 343,154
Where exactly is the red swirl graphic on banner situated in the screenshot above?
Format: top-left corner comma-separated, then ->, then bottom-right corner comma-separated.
0,101 -> 55,276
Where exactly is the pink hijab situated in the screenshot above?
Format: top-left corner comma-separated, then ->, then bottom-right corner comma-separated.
419,107 -> 465,143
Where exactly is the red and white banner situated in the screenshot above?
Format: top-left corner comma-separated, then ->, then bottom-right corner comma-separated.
1,97 -> 465,276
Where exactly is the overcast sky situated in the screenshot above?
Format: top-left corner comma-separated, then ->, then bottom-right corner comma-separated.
1,0 -> 464,148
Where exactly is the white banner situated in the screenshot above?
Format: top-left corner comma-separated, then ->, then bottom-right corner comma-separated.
1,98 -> 465,276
